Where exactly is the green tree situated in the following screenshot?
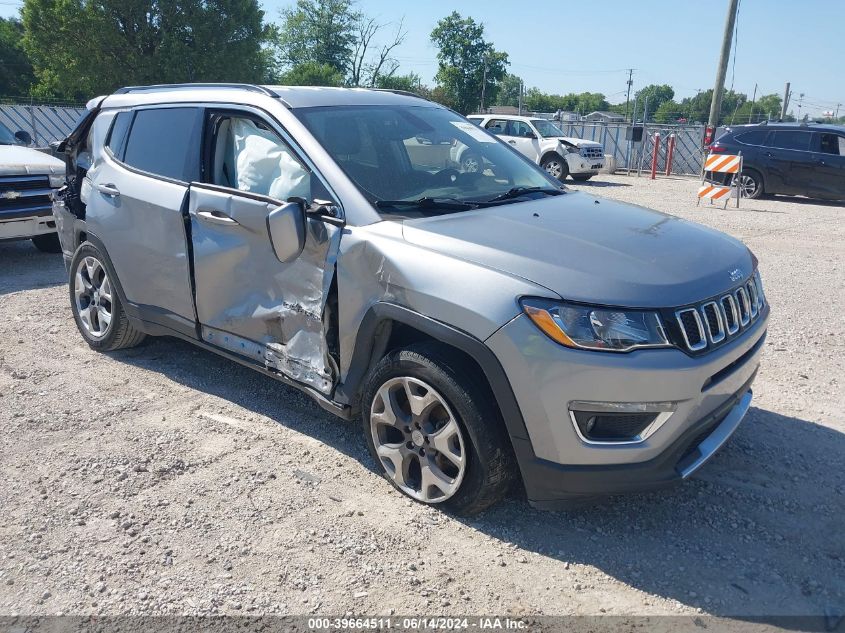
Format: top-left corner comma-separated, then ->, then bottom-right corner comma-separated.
275,0 -> 359,77
677,88 -> 746,124
375,72 -> 422,93
573,92 -> 609,114
430,11 -> 508,114
731,93 -> 782,124
0,17 -> 35,97
634,84 -> 674,115
278,62 -> 344,86
494,73 -> 522,108
22,0 -> 270,100
653,100 -> 682,123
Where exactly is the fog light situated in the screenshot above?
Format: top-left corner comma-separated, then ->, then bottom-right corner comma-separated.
569,401 -> 675,444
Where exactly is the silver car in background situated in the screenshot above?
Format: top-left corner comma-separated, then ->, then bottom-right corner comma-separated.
54,84 -> 768,514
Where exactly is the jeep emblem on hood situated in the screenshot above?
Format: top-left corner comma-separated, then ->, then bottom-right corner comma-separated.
729,268 -> 743,282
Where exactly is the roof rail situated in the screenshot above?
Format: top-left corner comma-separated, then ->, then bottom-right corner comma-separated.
370,88 -> 429,102
113,83 -> 276,97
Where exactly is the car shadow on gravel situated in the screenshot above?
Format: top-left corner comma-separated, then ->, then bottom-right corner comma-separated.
111,338 -> 844,623
569,180 -> 631,188
0,240 -> 66,296
464,406 -> 845,622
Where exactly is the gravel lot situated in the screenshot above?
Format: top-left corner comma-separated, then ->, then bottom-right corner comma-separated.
0,173 -> 843,620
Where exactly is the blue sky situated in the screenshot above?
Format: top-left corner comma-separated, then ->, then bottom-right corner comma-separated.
3,0 -> 842,117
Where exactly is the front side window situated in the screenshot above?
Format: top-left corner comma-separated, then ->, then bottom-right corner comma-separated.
0,123 -> 17,145
819,133 -> 845,156
295,104 -> 558,214
531,119 -> 565,138
209,115 -> 310,202
768,130 -> 812,151
123,107 -> 202,181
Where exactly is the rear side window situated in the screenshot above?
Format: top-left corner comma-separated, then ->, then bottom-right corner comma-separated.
734,130 -> 767,146
123,108 -> 202,181
106,111 -> 133,159
485,119 -> 509,135
819,133 -> 845,156
768,130 -> 812,151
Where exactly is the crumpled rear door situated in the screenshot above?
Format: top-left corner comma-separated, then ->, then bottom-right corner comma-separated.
188,184 -> 340,394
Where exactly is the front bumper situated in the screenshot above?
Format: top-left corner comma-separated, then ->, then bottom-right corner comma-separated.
0,211 -> 56,241
567,154 -> 604,174
486,308 -> 767,505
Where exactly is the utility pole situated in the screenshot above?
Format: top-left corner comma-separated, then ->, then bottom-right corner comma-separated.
518,80 -> 524,115
797,93 -> 805,120
480,55 -> 489,112
836,103 -> 842,119
749,83 -> 757,123
780,82 -> 791,120
707,0 -> 740,128
624,68 -> 634,121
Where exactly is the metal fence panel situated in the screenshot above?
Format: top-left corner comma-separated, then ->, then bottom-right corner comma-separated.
0,104 -> 87,147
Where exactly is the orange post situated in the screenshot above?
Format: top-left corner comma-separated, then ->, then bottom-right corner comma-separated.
650,132 -> 661,180
664,134 -> 676,176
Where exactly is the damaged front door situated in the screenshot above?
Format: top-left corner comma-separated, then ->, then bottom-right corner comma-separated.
189,112 -> 341,395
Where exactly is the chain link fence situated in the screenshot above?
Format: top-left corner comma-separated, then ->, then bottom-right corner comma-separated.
552,121 -> 724,176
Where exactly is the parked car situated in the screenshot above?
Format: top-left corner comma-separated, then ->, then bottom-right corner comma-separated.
710,122 -> 845,200
55,84 -> 768,514
460,114 -> 605,181
0,121 -> 66,252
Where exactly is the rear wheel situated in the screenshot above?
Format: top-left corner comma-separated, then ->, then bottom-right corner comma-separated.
734,169 -> 763,199
69,243 -> 146,351
32,233 -> 62,253
362,343 -> 513,515
541,154 -> 569,181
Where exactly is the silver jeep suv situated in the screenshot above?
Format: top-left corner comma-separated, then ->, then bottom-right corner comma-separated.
55,84 -> 768,514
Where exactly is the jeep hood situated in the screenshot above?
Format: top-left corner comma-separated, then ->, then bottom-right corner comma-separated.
400,192 -> 754,308
0,145 -> 65,176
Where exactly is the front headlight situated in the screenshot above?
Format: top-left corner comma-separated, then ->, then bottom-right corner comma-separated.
521,298 -> 671,352
49,173 -> 65,188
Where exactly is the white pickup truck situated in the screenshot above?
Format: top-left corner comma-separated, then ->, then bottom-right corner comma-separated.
0,121 -> 66,252
461,114 -> 604,182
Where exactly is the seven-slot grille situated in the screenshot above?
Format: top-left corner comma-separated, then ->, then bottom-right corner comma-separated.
674,273 -> 765,352
579,146 -> 604,160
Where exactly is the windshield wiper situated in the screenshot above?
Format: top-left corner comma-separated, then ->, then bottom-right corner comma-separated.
375,197 -> 477,212
483,186 -> 565,203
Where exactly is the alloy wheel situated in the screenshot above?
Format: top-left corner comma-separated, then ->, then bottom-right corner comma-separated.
737,174 -> 758,198
369,376 -> 466,503
543,160 -> 563,179
74,256 -> 113,338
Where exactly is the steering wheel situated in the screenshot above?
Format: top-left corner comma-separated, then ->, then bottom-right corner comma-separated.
431,168 -> 461,186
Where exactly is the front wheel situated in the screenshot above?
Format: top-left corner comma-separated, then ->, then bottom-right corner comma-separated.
541,154 -> 569,181
32,233 -> 62,253
69,243 -> 146,351
361,343 -> 513,515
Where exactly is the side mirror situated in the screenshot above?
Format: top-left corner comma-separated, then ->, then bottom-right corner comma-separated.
15,130 -> 32,145
267,200 -> 305,263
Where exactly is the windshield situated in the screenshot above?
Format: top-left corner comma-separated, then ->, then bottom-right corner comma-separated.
0,123 -> 18,145
295,105 -> 559,215
531,119 -> 566,138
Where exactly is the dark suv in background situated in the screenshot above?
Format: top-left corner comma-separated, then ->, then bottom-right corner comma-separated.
710,122 -> 845,201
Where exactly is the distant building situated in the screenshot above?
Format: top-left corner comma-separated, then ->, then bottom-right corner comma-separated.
584,111 -> 625,123
486,105 -> 520,115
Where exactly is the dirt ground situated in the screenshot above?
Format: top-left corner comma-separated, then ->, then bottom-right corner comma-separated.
0,173 -> 843,620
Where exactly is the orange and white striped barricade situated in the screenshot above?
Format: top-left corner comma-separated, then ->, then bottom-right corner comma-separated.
698,152 -> 743,209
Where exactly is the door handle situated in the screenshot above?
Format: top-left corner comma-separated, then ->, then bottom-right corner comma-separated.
95,183 -> 120,197
196,209 -> 239,226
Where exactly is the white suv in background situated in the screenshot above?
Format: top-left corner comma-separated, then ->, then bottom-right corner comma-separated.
460,114 -> 604,182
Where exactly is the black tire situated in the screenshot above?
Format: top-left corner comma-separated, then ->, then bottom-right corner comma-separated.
31,233 -> 62,253
361,342 -> 514,515
570,174 -> 593,182
540,154 -> 569,182
734,169 -> 764,199
69,243 -> 146,351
